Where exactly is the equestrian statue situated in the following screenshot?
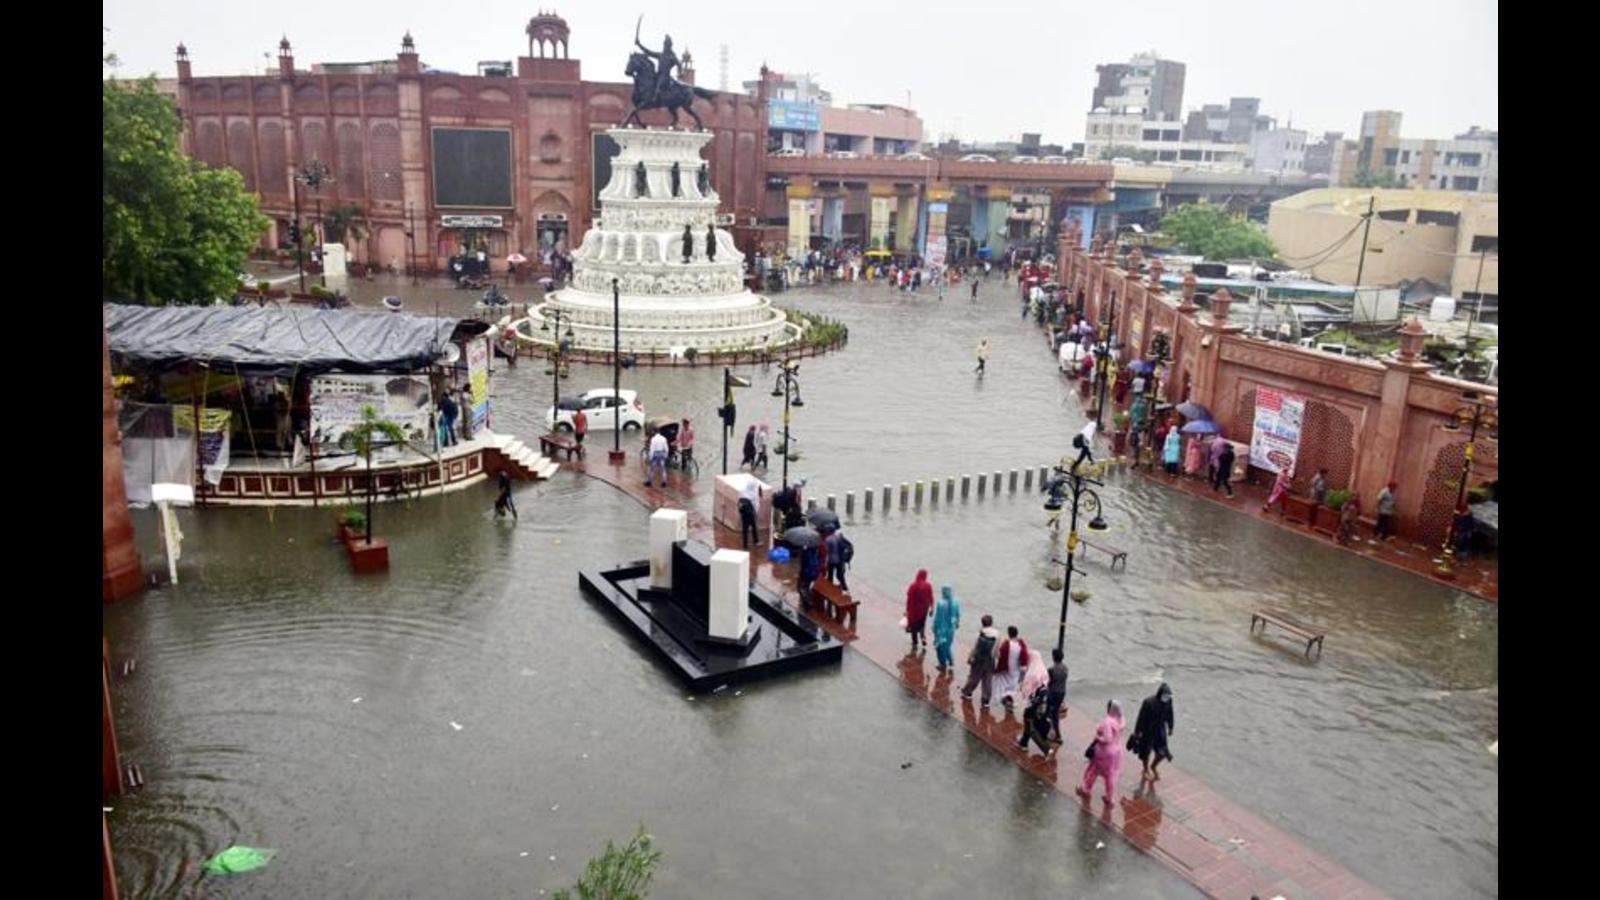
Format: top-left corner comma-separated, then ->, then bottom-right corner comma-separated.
624,17 -> 716,130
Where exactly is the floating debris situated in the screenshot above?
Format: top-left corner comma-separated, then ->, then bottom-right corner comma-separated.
450,721 -> 463,731
1488,740 -> 1498,757
1095,841 -> 1105,850
351,697 -> 362,704
520,851 -> 529,857
551,804 -> 559,812
900,761 -> 914,770
1228,837 -> 1246,846
202,845 -> 277,875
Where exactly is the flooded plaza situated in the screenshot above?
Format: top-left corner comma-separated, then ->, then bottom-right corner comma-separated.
106,275 -> 1497,898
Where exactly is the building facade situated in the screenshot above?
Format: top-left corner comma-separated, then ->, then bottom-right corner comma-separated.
1091,52 -> 1186,122
747,69 -> 922,157
169,14 -> 769,274
1248,127 -> 1308,174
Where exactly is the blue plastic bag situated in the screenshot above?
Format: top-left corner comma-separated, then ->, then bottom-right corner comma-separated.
768,546 -> 790,563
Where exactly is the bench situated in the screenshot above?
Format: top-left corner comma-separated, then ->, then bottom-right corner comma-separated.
811,578 -> 859,630
1079,539 -> 1128,571
1250,609 -> 1326,658
540,432 -> 585,460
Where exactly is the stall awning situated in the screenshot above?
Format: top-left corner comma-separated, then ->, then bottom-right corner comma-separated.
104,304 -> 461,374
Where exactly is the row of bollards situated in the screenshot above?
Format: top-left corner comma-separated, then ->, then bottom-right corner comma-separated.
823,460 -> 1131,522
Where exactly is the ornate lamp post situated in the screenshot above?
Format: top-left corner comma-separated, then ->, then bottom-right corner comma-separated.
540,306 -> 574,415
294,160 -> 333,288
609,278 -> 626,463
721,367 -> 751,475
1093,290 -> 1118,431
1142,331 -> 1172,469
1044,434 -> 1110,655
770,360 -> 804,488
1436,391 -> 1498,578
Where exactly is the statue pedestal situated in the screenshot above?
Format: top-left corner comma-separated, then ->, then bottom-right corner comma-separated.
707,549 -> 751,641
649,508 -> 688,589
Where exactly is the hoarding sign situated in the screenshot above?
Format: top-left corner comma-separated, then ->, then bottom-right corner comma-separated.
1249,386 -> 1305,474
769,100 -> 821,132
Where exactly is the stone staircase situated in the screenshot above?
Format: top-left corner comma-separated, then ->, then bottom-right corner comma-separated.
482,431 -> 560,481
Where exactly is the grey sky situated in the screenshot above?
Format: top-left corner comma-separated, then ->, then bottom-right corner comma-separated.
104,0 -> 1497,145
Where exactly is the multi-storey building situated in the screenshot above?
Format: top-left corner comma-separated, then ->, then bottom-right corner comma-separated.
1248,127 -> 1308,174
746,69 -> 921,158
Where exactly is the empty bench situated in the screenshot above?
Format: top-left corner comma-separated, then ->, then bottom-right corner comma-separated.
811,578 -> 859,630
539,432 -> 585,460
1079,538 -> 1128,571
1250,609 -> 1326,658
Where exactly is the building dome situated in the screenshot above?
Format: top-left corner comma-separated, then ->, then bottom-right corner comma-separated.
526,11 -> 570,59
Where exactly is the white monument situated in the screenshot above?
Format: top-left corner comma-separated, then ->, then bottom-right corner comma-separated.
522,128 -> 797,354
648,508 -> 689,589
708,548 -> 751,641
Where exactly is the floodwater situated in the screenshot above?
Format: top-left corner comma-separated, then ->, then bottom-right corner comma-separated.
107,273 -> 1496,898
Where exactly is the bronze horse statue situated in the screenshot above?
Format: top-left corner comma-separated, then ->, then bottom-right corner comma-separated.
622,52 -> 716,130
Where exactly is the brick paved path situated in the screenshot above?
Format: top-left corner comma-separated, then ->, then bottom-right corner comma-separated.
572,457 -> 1389,900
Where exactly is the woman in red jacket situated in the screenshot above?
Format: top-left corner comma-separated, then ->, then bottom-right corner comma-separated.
904,569 -> 934,652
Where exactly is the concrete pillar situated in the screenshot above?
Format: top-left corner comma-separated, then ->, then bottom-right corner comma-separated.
1024,467 -> 1034,490
1039,465 -> 1050,486
869,188 -> 894,250
649,508 -> 689,589
786,184 -> 813,258
995,471 -> 1004,495
988,198 -> 1014,256
929,479 -> 939,505
972,189 -> 990,246
947,477 -> 955,502
822,196 -> 844,243
977,473 -> 986,496
807,498 -> 816,512
899,482 -> 909,508
961,474 -> 971,499
882,484 -> 892,510
895,193 -> 920,252
708,548 -> 751,641
102,324 -> 143,603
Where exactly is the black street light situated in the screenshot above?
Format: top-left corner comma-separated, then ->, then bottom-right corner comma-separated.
406,201 -> 419,286
770,360 -> 804,488
1141,331 -> 1172,469
721,367 -> 751,475
1093,290 -> 1119,432
609,278 -> 627,464
540,306 -> 575,415
1044,434 -> 1110,655
295,159 -> 333,288
1436,391 -> 1498,578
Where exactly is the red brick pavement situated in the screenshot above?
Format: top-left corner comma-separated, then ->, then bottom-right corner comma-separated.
572,456 -> 1390,900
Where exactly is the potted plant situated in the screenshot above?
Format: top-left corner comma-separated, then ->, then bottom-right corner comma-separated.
1071,589 -> 1091,605
1111,411 -> 1130,455
337,508 -> 366,544
1315,489 -> 1350,534
341,406 -> 406,573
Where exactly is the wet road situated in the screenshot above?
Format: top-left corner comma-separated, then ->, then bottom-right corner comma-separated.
107,273 -> 1496,898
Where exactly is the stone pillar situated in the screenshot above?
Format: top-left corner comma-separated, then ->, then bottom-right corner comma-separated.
868,184 -> 894,250
988,198 -> 1013,255
1359,319 -> 1433,505
649,508 -> 688,589
786,184 -> 813,258
103,325 -> 143,603
1191,288 -> 1243,427
821,195 -> 844,243
895,192 -> 920,252
707,548 -> 751,641
1178,272 -> 1198,315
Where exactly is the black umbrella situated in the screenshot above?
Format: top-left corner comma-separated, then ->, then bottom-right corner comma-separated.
782,526 -> 823,549
1176,401 -> 1213,421
805,508 -> 840,532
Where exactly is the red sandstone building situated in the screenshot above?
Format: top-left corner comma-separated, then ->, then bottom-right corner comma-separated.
166,13 -> 769,273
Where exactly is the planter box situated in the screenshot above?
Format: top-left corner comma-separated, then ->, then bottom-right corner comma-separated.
1112,431 -> 1128,455
1311,504 -> 1340,535
347,537 -> 389,573
1283,495 -> 1316,525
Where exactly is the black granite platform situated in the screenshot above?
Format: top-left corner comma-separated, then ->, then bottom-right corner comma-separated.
579,540 -> 843,691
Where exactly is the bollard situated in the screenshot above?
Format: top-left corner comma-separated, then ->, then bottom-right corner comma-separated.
947,477 -> 956,502
1024,468 -> 1034,491
807,498 -> 816,512
883,484 -> 892,511
845,491 -> 855,515
977,473 -> 986,496
961,474 -> 971,499
864,488 -> 873,512
899,482 -> 909,508
1009,469 -> 1018,493
1039,465 -> 1049,486
914,480 -> 924,506
994,471 -> 1004,496
827,493 -> 836,512
930,478 -> 939,505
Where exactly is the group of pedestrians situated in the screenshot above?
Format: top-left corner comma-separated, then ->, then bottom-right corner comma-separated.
739,424 -> 771,471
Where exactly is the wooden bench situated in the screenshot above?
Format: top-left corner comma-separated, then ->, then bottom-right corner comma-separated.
539,432 -> 585,460
1250,609 -> 1326,658
811,578 -> 859,630
1079,538 -> 1128,571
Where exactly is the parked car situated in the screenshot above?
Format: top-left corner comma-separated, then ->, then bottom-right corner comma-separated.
1012,155 -> 1040,164
1067,158 -> 1094,165
770,148 -> 806,158
1040,155 -> 1072,164
899,152 -> 931,161
1111,157 -> 1136,165
825,150 -> 859,159
546,388 -> 645,432
959,153 -> 997,162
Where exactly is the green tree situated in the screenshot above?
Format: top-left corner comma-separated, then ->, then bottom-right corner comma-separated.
1159,202 -> 1276,260
323,203 -> 366,245
1099,144 -> 1157,163
552,828 -> 663,900
1350,167 -> 1397,189
103,76 -> 269,303
346,406 -> 408,545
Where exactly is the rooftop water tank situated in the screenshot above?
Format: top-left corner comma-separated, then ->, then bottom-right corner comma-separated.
1429,296 -> 1458,322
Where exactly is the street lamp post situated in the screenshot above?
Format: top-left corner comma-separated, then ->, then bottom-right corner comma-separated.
295,160 -> 332,289
291,179 -> 306,293
406,202 -> 419,286
721,367 -> 751,475
540,306 -> 574,415
1436,392 -> 1498,578
609,279 -> 626,464
1045,435 -> 1109,655
770,360 -> 804,488
1093,290 -> 1118,431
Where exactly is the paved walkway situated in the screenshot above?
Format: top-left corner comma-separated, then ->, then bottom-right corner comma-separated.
571,455 -> 1388,900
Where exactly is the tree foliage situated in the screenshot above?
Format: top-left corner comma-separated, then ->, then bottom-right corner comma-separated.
323,204 -> 367,245
1159,202 -> 1276,260
1351,167 -> 1397,189
552,828 -> 662,900
103,76 -> 269,304
1099,144 -> 1157,163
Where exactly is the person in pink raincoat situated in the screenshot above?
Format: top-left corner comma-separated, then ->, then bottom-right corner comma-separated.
1077,699 -> 1126,803
1183,435 -> 1202,477
1262,465 -> 1295,513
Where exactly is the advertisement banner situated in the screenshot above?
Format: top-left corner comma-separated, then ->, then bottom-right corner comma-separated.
173,406 -> 232,486
1063,206 -> 1096,249
1128,310 -> 1145,359
869,197 -> 891,249
309,374 -> 434,458
787,198 -> 811,254
769,100 -> 821,132
1249,386 -> 1306,474
925,236 -> 948,269
467,338 -> 490,430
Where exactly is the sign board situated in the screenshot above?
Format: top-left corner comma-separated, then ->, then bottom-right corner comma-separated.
466,337 -> 490,430
442,215 -> 504,229
309,374 -> 434,457
1248,386 -> 1305,474
769,100 -> 821,132
925,236 -> 948,269
1062,205 -> 1096,248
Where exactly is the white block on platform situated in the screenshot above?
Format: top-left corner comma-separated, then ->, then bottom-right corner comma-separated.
649,508 -> 689,589
708,548 -> 751,641
713,473 -> 772,541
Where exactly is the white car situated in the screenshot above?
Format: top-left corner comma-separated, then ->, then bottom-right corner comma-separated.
1041,155 -> 1072,164
1012,155 -> 1040,164
770,148 -> 806,158
546,388 -> 645,432
899,152 -> 931,161
825,150 -> 858,159
959,153 -> 997,162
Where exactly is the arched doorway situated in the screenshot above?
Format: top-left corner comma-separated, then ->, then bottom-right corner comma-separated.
531,190 -> 574,266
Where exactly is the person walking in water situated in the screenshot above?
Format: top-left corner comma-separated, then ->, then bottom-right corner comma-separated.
1212,440 -> 1236,497
1077,699 -> 1126,803
970,278 -> 980,302
960,615 -> 1000,706
1128,683 -> 1175,782
1375,481 -> 1398,541
975,339 -> 990,374
824,527 -> 850,590
738,478 -> 761,548
932,585 -> 961,673
494,469 -> 518,520
755,424 -> 770,471
572,407 -> 588,449
1016,652 -> 1055,758
1337,491 -> 1362,545
904,569 -> 934,652
1262,465 -> 1294,514
1046,647 -> 1069,743
1184,434 -> 1202,477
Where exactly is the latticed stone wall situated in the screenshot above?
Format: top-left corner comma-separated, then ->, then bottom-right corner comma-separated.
1294,400 -> 1357,490
1417,439 -> 1499,547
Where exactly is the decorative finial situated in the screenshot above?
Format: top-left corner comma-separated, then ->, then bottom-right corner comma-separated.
401,31 -> 415,52
278,35 -> 291,55
176,42 -> 188,60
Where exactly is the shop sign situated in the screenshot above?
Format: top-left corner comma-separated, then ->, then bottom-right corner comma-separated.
442,215 -> 504,229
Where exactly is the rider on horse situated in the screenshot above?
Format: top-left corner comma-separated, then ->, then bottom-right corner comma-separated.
634,33 -> 680,107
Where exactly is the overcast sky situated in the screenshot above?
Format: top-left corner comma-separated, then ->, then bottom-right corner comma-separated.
105,0 -> 1497,145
